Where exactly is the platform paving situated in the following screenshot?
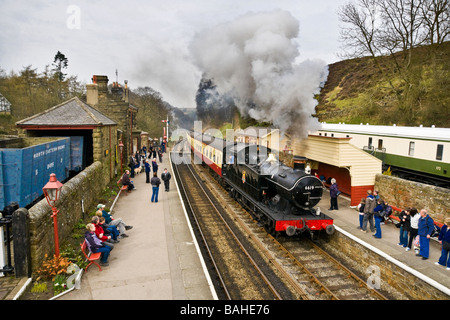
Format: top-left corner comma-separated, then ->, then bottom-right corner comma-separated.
57,151 -> 216,300
318,192 -> 450,294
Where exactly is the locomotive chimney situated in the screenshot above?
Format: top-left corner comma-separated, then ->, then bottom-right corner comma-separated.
293,156 -> 307,171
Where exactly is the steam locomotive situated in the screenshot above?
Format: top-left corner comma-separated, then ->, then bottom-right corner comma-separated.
187,132 -> 335,237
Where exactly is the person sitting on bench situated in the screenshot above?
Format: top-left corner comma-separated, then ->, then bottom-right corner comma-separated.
121,170 -> 136,191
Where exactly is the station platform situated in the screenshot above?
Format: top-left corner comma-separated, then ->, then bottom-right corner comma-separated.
317,192 -> 450,295
58,151 -> 216,300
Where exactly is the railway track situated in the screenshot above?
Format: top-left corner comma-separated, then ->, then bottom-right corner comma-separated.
172,156 -> 291,300
182,152 -> 389,300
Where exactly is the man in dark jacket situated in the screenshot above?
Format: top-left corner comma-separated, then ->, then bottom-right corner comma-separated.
151,173 -> 161,203
161,168 -> 171,192
145,160 -> 151,183
329,178 -> 339,210
362,190 -> 376,233
121,170 -> 136,191
417,209 -> 434,260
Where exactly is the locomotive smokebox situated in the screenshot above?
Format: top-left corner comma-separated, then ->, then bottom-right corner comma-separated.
261,161 -> 323,211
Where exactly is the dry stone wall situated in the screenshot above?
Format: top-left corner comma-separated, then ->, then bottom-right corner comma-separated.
28,161 -> 106,271
375,174 -> 450,223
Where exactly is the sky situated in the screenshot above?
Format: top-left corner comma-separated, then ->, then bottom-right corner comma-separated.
0,0 -> 348,110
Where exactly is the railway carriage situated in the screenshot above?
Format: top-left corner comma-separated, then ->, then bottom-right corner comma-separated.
186,132 -> 334,237
317,123 -> 450,187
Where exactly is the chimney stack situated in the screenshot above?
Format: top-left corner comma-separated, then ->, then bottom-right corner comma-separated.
123,80 -> 129,103
86,83 -> 98,106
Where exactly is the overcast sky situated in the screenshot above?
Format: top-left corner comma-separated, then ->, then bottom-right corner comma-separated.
0,0 -> 348,109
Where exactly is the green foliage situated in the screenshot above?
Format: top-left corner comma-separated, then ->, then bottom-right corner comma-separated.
60,243 -> 88,271
0,51 -> 85,134
31,282 -> 48,293
53,274 -> 68,295
316,42 -> 450,127
130,87 -> 171,139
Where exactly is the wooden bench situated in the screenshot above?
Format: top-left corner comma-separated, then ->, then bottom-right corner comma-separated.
389,205 -> 443,241
117,179 -> 128,196
80,240 -> 102,272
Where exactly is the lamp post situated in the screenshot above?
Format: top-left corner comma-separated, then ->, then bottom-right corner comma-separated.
118,140 -> 124,174
42,173 -> 63,257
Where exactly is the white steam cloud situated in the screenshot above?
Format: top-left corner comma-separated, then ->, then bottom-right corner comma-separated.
189,10 -> 328,138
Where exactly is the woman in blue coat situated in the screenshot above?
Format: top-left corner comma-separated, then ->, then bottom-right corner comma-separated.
436,218 -> 450,269
373,199 -> 384,239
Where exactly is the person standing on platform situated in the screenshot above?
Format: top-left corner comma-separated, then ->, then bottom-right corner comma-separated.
398,208 -> 410,248
435,218 -> 450,270
161,168 -> 171,192
407,208 -> 419,252
417,209 -> 434,260
362,190 -> 376,234
128,156 -> 136,178
372,199 -> 384,238
328,178 -> 340,210
151,172 -> 161,203
152,158 -> 158,175
357,198 -> 365,229
145,159 -> 151,183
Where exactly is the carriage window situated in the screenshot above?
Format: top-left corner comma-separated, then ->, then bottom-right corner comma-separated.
378,139 -> 383,150
408,142 -> 415,156
436,144 -> 443,161
368,137 -> 372,149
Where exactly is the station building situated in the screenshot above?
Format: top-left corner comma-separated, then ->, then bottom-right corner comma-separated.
15,97 -> 118,185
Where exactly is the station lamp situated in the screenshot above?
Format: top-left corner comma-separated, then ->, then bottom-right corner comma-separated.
43,173 -> 64,257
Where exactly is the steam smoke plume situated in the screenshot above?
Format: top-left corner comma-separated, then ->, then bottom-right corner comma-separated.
189,10 -> 328,138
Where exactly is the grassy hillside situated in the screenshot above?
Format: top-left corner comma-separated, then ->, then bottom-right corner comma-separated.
315,42 -> 450,127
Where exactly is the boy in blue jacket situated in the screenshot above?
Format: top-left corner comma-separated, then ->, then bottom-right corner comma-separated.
417,209 -> 434,260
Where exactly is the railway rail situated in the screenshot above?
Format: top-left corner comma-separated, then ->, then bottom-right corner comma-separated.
172,154 -> 289,300
180,148 -> 389,300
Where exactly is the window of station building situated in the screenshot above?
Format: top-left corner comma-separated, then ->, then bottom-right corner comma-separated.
408,141 -> 415,156
436,144 -> 443,161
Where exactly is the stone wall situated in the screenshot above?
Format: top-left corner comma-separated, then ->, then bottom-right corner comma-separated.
322,231 -> 449,300
27,161 -> 106,271
93,125 -> 118,185
375,174 -> 450,223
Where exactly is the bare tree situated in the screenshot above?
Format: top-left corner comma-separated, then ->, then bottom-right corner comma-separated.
337,0 -> 449,125
376,0 -> 426,69
420,0 -> 450,45
338,0 -> 380,59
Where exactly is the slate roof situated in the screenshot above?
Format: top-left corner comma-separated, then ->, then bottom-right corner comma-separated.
16,97 -> 116,127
